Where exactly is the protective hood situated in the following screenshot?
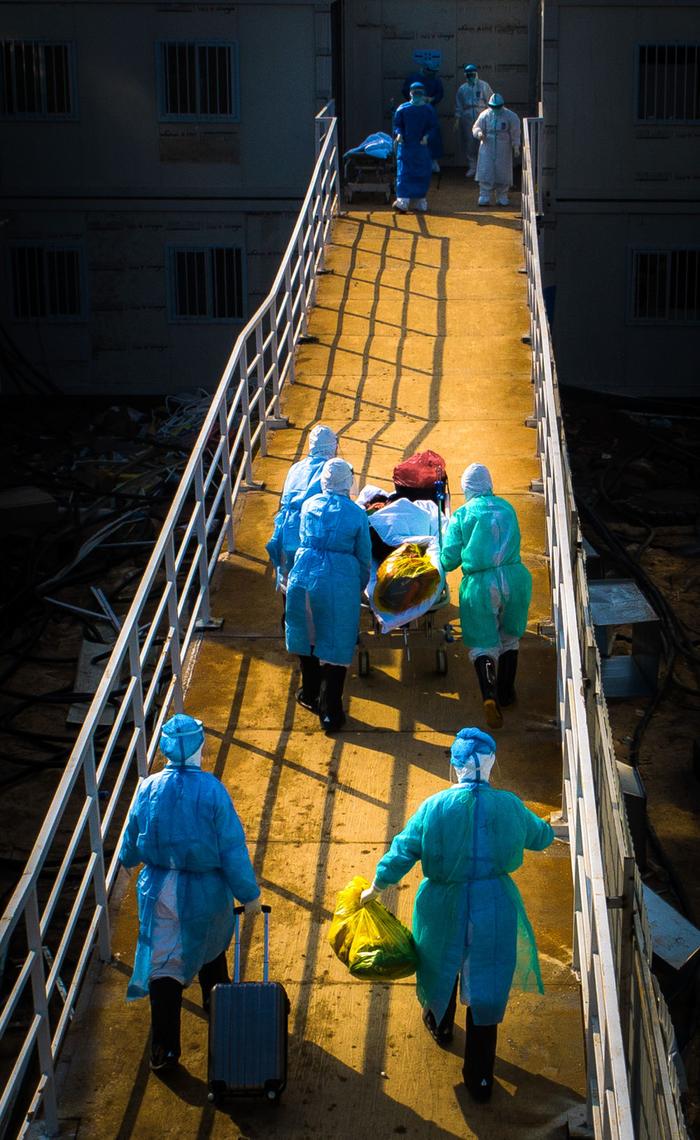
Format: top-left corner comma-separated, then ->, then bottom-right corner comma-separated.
488,93 -> 505,108
160,713 -> 205,765
460,463 -> 493,499
308,424 -> 338,460
450,727 -> 497,783
321,458 -> 354,495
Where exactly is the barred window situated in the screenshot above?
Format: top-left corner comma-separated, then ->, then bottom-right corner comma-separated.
158,42 -> 238,120
170,247 -> 244,321
0,41 -> 76,118
10,246 -> 84,320
631,250 -> 700,323
637,44 -> 700,121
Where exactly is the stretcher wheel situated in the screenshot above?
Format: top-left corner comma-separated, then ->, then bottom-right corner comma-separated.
358,649 -> 370,677
436,648 -> 448,676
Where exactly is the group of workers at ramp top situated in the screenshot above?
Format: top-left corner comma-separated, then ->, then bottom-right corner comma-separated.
117,432 -> 553,1105
392,59 -> 521,213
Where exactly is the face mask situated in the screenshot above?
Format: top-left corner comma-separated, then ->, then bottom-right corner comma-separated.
410,92 -> 425,105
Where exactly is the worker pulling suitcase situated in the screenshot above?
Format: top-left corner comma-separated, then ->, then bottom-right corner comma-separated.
208,904 -> 290,1105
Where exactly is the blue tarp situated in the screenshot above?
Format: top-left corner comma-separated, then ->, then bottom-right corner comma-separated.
343,132 -> 394,161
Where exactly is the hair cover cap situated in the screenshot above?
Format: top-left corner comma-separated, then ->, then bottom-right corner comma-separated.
464,64 -> 478,72
308,424 -> 338,460
489,93 -> 505,107
321,457 -> 354,494
160,713 -> 205,764
409,81 -> 426,91
450,727 -> 497,767
460,463 -> 493,499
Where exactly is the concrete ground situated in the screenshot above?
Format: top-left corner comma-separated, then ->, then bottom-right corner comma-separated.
60,173 -> 585,1138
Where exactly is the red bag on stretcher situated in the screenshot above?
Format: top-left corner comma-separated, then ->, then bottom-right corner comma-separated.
392,450 -> 448,506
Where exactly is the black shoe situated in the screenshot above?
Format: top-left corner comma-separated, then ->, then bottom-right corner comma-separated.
496,650 -> 518,708
473,656 -> 503,729
422,1009 -> 453,1046
464,1075 -> 492,1103
296,687 -> 319,713
150,1047 -> 179,1074
320,711 -> 346,734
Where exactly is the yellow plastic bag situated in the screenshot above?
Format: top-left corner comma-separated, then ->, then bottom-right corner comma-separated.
373,542 -> 440,615
328,876 -> 418,981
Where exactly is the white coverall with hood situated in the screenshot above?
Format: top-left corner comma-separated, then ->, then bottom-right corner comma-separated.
472,106 -> 521,204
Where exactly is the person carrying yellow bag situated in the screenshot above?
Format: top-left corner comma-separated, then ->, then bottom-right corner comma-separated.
328,876 -> 418,981
358,727 -> 554,1104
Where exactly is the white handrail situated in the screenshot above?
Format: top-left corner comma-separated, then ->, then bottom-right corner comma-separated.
522,116 -> 688,1140
0,106 -> 339,1139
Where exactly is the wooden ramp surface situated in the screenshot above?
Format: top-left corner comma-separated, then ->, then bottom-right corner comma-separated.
61,175 -> 585,1139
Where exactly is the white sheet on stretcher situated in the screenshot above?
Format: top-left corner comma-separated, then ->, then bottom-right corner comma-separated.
365,498 -> 449,634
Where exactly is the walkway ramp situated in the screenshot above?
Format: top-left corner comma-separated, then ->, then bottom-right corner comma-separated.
60,176 -> 585,1138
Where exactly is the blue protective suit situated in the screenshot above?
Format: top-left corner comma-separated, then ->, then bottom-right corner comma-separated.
285,491 -> 371,666
440,495 -> 532,650
401,73 -> 444,161
266,456 -> 331,590
393,101 -> 438,198
374,781 -> 553,1025
120,765 -> 259,1000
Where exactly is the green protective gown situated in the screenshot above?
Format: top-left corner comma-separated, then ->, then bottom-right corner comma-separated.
373,781 -> 553,1025
440,494 -> 532,649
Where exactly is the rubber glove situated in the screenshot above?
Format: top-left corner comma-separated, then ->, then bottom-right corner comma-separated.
244,897 -> 262,916
359,882 -> 382,907
420,136 -> 428,146
395,134 -> 403,144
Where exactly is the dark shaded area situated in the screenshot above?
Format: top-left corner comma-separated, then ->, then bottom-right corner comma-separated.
561,385 -> 700,1135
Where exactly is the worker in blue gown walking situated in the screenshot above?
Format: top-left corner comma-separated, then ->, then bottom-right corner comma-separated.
120,714 -> 261,1074
266,424 -> 338,592
360,728 -> 554,1102
285,457 -> 371,733
401,61 -> 444,172
392,82 -> 439,214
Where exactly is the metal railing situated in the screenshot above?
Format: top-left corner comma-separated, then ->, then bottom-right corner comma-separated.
522,116 -> 689,1140
0,103 -> 339,1139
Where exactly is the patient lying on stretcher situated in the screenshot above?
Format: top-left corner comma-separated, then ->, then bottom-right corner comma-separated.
356,488 -> 449,634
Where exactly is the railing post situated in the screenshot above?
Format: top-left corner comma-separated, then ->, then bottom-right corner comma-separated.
297,228 -> 309,336
255,320 -> 268,456
193,456 -> 212,625
83,740 -> 112,961
164,533 -> 184,712
239,343 -> 256,484
218,401 -> 235,552
284,263 -> 296,382
26,888 -> 59,1138
127,626 -> 149,778
618,856 -> 637,1059
269,308 -> 283,418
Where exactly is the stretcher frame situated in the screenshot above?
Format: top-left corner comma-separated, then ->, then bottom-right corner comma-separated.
343,152 -> 396,204
357,479 -> 453,676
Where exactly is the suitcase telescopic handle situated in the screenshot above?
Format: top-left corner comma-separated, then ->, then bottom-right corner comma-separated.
232,904 -> 271,983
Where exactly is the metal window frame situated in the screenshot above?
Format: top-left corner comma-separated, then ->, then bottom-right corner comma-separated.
634,41 -> 700,124
628,245 -> 700,325
155,40 -> 240,123
8,241 -> 87,322
166,243 -> 246,324
0,39 -> 78,121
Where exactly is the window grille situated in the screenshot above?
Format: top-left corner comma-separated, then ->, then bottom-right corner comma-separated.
158,42 -> 238,119
11,246 -> 84,319
0,40 -> 76,117
631,249 -> 700,323
637,44 -> 700,121
170,247 -> 244,321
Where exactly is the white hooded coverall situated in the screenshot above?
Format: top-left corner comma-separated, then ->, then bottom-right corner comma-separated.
472,107 -> 521,198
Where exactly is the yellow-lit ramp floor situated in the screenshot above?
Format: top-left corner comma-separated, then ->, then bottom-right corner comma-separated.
61,175 -> 585,1138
